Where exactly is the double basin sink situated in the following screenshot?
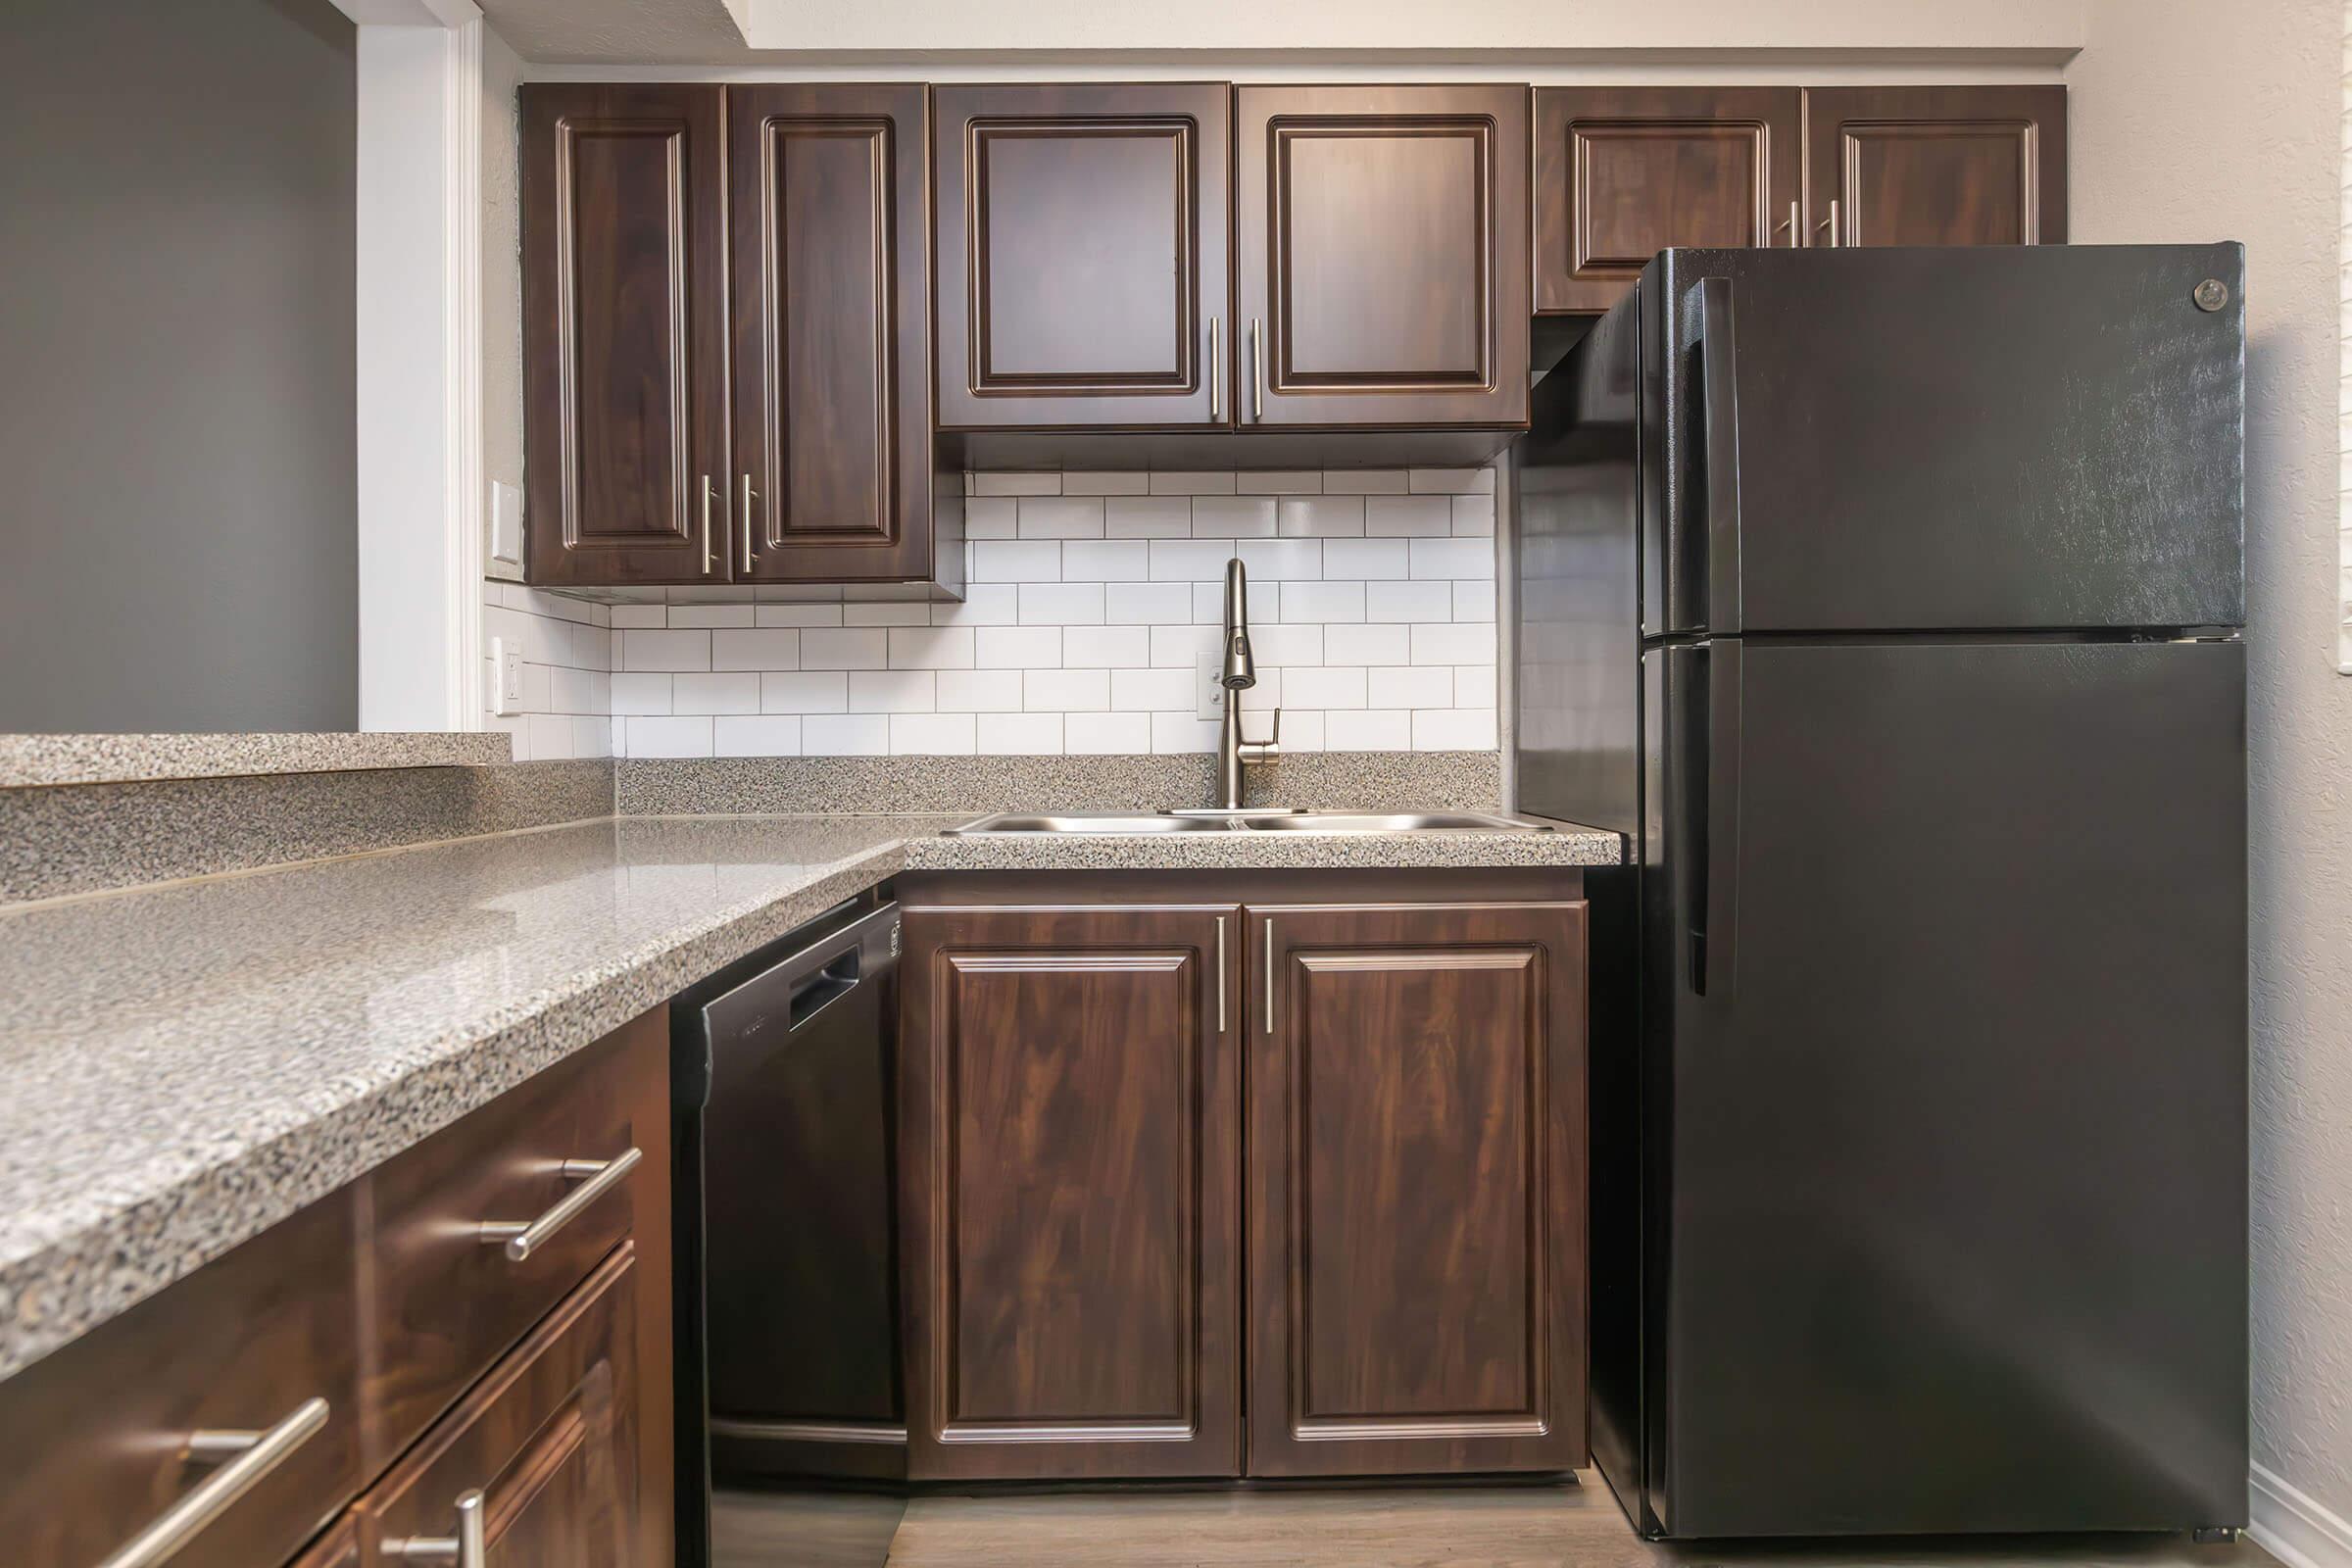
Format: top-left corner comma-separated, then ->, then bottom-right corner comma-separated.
945,809 -> 1548,835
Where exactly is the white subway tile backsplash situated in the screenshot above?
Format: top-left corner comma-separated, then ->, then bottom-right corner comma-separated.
849,670 -> 937,712
972,541 -> 1062,582
1408,537 -> 1494,580
1103,582 -> 1194,624
1412,621 -> 1497,665
976,625 -> 1062,667
672,672 -> 760,713
979,712 -> 1064,754
1017,497 -> 1107,538
1026,667 -> 1109,711
1325,622 -> 1411,665
1063,624 -> 1151,667
595,465 -> 1500,756
1149,470 -> 1236,495
1062,540 -> 1152,581
800,628 -> 889,669
1066,711 -> 1152,754
1112,666 -> 1194,711
888,627 -> 976,669
625,716 -> 714,758
715,715 -> 802,756
803,713 -> 889,755
756,602 -> 848,628
1321,538 -> 1409,579
1061,471 -> 1152,496
964,497 -> 1018,538
1020,582 -> 1106,624
1279,580 -> 1366,623
1105,497 -> 1195,538
1325,709 -> 1412,749
762,671 -> 848,713
889,713 -> 977,755
622,629 -> 711,672
1191,497 -> 1277,538
937,669 -> 1026,711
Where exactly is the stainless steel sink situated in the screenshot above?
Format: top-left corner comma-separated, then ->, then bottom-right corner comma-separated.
944,809 -> 1548,835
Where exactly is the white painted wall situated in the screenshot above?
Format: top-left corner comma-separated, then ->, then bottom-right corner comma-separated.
2068,0 -> 2351,1554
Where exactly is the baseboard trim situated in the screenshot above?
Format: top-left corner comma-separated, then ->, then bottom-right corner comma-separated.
2251,1463 -> 2352,1568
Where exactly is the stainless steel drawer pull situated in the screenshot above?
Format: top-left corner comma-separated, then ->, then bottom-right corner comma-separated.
386,1489 -> 486,1565
1215,915 -> 1228,1033
93,1397 -> 330,1568
1263,919 -> 1274,1035
701,475 -> 716,573
477,1147 -> 642,1263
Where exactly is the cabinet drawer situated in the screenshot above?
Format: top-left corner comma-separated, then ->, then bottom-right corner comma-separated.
0,1193 -> 364,1568
350,1243 -> 649,1567
363,1016 -> 665,1473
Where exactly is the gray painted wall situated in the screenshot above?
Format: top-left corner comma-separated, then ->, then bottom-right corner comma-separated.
0,0 -> 357,732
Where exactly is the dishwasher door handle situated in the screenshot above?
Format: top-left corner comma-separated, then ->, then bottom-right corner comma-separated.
774,903 -> 897,1035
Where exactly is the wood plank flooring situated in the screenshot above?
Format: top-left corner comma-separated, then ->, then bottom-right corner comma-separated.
877,1480 -> 2278,1568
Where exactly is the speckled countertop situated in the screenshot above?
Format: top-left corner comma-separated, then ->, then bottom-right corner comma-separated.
0,731 -> 513,788
0,810 -> 1617,1383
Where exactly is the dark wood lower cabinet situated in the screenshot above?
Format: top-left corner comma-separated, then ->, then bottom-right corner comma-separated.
897,872 -> 1591,1484
899,903 -> 1243,1480
1248,901 -> 1590,1477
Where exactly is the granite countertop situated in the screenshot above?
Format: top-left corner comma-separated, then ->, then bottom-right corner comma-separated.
0,732 -> 514,789
0,810 -> 1617,1383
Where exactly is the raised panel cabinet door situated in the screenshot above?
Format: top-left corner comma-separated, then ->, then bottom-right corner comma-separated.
522,83 -> 730,586
1534,87 -> 1803,314
352,1244 -> 659,1568
730,84 -> 945,583
900,904 -> 1243,1479
934,83 -> 1231,429
1804,85 -> 2068,248
1235,84 -> 1530,429
1247,901 -> 1589,1477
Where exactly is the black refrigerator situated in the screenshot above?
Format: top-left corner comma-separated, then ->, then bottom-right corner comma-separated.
1512,245 -> 2248,1541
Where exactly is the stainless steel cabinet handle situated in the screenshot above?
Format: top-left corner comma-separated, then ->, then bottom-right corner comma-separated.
1816,198 -> 1841,248
93,1397 -> 330,1568
1263,918 -> 1274,1035
385,1489 -> 487,1565
1250,318 -> 1264,420
701,474 -> 715,573
1208,315 -> 1223,422
1215,915 -> 1228,1033
477,1147 -> 641,1263
1779,199 -> 1798,247
740,474 -> 759,565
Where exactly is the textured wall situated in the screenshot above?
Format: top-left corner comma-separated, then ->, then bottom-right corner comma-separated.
2069,0 -> 2352,1524
0,0 -> 357,731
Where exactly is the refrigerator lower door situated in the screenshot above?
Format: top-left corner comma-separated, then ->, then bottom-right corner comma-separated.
1645,637 -> 2247,1539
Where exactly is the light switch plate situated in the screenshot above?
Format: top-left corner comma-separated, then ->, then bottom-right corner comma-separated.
490,480 -> 523,564
489,636 -> 522,715
1196,651 -> 1227,722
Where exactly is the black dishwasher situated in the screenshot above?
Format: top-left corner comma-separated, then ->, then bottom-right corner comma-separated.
671,887 -> 906,1567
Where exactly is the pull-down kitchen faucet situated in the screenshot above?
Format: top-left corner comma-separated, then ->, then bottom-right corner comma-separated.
1214,557 -> 1280,809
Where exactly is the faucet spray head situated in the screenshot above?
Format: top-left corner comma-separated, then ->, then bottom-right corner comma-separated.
1221,558 -> 1255,690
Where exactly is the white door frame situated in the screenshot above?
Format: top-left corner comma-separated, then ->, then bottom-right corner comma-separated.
336,0 -> 484,730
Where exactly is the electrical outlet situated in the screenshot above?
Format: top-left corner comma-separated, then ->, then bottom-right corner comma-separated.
489,636 -> 522,715
490,480 -> 523,564
1196,651 -> 1228,722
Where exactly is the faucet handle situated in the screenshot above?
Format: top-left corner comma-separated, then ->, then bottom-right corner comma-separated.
1239,706 -> 1282,757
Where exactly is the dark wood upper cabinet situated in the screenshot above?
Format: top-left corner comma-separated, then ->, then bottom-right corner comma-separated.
1235,85 -> 1530,429
1534,86 -> 1802,314
521,83 -> 730,586
899,903 -> 1243,1480
1805,85 -> 2068,248
934,83 -> 1231,429
730,84 -> 952,584
1247,901 -> 1588,1478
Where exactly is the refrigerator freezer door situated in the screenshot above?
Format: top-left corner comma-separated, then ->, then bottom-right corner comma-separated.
1645,637 -> 2247,1538
1649,245 -> 2246,636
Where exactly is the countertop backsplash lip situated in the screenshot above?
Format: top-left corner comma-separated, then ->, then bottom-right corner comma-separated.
0,731 -> 513,789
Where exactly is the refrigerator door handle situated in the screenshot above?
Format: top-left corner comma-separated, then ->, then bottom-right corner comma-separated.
1696,275 -> 1743,635
1688,640 -> 1743,1000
